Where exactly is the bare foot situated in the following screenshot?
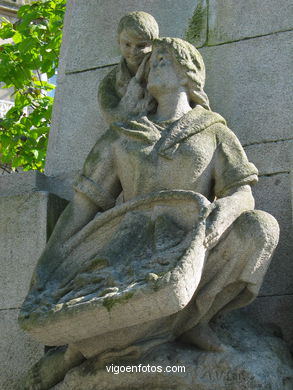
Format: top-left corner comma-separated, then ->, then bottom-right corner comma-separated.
22,345 -> 84,390
179,323 -> 227,352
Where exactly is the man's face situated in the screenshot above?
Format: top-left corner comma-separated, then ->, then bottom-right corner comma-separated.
119,29 -> 152,70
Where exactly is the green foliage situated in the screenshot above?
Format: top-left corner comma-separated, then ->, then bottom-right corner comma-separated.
0,0 -> 66,172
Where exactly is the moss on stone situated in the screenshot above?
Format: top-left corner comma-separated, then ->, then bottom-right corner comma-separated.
98,67 -> 120,110
79,358 -> 99,377
81,258 -> 109,273
185,0 -> 206,46
102,291 -> 134,312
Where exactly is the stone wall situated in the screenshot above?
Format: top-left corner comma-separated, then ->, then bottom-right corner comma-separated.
0,172 -> 68,389
200,1 -> 293,347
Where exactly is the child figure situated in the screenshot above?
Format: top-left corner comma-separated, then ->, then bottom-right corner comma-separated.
98,11 -> 159,124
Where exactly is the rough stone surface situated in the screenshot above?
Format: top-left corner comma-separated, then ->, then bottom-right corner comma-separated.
244,140 -> 292,176
0,170 -> 73,201
19,191 -> 209,348
63,0 -> 205,73
0,171 -> 46,197
0,174 -> 67,388
0,309 -> 43,390
0,173 -> 68,309
201,31 -> 293,145
53,312 -> 293,390
208,0 -> 293,45
45,67 -> 112,176
253,173 -> 293,296
45,172 -> 76,201
242,295 -> 293,351
0,191 -> 48,308
0,188 -> 67,309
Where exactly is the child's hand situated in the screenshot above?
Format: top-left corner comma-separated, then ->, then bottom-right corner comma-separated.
135,53 -> 151,83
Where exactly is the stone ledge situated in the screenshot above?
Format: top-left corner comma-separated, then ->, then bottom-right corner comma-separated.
0,171 -> 46,198
0,171 -> 75,201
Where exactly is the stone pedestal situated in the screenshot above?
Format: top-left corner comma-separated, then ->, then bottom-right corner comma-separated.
53,313 -> 293,390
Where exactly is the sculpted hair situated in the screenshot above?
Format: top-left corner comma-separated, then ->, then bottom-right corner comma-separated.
153,37 -> 210,110
117,11 -> 159,41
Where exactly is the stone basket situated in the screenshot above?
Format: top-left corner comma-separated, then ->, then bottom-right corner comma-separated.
19,190 -> 209,346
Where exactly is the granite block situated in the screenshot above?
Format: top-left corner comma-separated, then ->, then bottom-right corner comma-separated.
0,309 -> 43,390
208,0 -> 293,45
253,173 -> 293,296
244,139 -> 292,176
200,31 -> 293,145
45,67 -> 112,176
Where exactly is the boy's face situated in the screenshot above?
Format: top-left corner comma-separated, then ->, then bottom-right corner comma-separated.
119,29 -> 152,70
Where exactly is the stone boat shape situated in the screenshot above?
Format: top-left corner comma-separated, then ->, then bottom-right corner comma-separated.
19,190 -> 209,346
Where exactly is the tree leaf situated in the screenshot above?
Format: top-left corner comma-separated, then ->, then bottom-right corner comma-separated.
0,0 -> 66,172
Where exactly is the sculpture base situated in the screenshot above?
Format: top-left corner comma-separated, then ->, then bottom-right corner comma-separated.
52,312 -> 293,390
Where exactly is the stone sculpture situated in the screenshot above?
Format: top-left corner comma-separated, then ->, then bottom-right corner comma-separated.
98,11 -> 159,125
19,12 -> 280,390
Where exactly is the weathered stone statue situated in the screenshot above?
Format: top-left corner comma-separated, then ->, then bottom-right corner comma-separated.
19,17 -> 281,390
98,11 -> 159,124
